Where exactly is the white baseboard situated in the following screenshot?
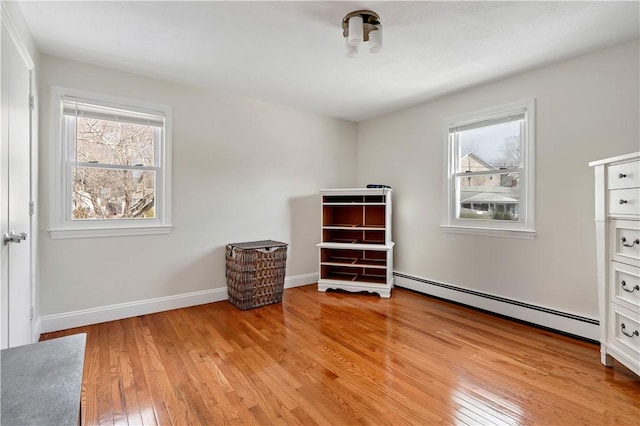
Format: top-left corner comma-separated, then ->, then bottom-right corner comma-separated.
394,272 -> 599,341
37,273 -> 318,335
38,287 -> 228,334
285,272 -> 318,289
37,271 -> 596,342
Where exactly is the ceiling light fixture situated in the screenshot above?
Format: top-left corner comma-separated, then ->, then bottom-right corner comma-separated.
342,10 -> 382,58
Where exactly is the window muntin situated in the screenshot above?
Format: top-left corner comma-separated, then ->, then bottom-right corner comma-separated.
444,99 -> 535,238
50,87 -> 172,238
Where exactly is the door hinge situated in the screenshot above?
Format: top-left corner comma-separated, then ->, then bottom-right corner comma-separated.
30,306 -> 34,321
29,200 -> 35,216
29,95 -> 34,110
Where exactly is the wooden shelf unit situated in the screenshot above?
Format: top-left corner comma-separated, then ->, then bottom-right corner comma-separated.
318,188 -> 394,298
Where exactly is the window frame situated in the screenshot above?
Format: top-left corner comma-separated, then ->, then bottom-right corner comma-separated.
441,98 -> 536,240
49,86 -> 173,239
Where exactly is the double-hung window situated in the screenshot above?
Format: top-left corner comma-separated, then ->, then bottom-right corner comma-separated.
50,87 -> 172,239
442,99 -> 535,239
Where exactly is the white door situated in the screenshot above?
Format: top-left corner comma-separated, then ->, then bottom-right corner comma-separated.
1,19 -> 33,348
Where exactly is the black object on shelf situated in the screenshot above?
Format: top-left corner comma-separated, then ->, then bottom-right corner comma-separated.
366,184 -> 392,189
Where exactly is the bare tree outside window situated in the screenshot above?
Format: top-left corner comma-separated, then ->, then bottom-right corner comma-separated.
71,117 -> 156,220
492,135 -> 521,168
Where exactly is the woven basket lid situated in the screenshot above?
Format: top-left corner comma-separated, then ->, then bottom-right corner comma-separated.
227,240 -> 288,250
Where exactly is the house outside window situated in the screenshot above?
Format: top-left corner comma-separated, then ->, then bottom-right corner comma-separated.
49,87 -> 172,239
442,99 -> 536,239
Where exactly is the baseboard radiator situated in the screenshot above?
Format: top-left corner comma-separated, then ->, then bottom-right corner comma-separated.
393,271 -> 599,342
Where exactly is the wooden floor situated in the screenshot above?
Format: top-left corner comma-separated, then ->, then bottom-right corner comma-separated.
41,285 -> 639,425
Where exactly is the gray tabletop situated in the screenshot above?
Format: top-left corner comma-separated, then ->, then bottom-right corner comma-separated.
1,333 -> 86,426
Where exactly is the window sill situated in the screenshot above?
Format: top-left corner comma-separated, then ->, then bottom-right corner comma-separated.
441,225 -> 536,240
49,224 -> 173,240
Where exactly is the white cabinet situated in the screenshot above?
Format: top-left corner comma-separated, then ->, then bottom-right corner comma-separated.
317,188 -> 394,298
590,152 -> 640,376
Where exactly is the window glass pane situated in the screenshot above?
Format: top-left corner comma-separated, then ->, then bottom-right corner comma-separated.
456,119 -> 522,172
72,167 -> 155,220
74,116 -> 156,167
457,173 -> 520,221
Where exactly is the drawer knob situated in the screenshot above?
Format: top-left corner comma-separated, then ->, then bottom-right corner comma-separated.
618,173 -> 627,179
621,237 -> 640,248
619,199 -> 628,204
621,323 -> 639,338
621,280 -> 640,293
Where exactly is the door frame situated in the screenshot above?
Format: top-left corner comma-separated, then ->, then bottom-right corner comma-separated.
1,1 -> 37,346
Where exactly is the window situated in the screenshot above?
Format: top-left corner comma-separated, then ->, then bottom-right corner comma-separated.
442,99 -> 535,239
50,87 -> 172,238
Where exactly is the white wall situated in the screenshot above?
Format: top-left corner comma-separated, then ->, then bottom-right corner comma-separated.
357,40 -> 639,329
38,55 -> 357,322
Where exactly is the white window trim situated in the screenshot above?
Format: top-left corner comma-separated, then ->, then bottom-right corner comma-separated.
441,98 -> 536,239
49,86 -> 173,239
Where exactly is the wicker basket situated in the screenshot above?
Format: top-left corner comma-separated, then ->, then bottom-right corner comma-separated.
226,240 -> 288,310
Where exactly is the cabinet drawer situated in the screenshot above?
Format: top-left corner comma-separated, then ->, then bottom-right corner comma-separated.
610,262 -> 640,311
607,304 -> 640,362
609,188 -> 640,216
611,220 -> 640,267
608,160 -> 640,189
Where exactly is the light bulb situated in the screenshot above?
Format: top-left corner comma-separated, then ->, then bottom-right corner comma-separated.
345,38 -> 358,58
369,25 -> 383,54
348,15 -> 363,46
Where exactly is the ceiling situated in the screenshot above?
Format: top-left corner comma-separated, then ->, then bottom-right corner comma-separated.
18,1 -> 640,122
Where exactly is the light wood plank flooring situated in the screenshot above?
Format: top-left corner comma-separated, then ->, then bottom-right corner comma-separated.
41,285 -> 639,425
